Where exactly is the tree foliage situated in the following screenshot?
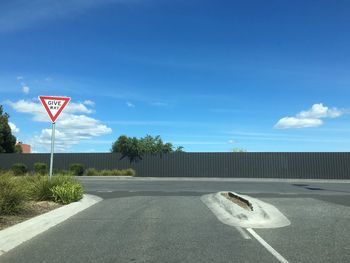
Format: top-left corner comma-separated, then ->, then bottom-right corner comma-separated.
111,135 -> 184,162
0,105 -> 16,153
232,148 -> 247,152
15,144 -> 23,153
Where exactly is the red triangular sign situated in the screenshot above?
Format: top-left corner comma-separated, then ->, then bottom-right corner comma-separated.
39,96 -> 71,123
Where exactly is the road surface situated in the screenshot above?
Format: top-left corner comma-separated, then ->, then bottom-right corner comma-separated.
1,177 -> 350,263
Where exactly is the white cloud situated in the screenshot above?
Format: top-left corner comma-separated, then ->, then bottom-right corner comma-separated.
275,103 -> 344,129
22,86 -> 30,94
275,117 -> 323,129
228,139 -> 236,144
126,101 -> 135,108
7,99 -> 112,152
83,100 -> 95,106
65,102 -> 93,114
297,103 -> 342,119
17,76 -> 23,80
6,99 -> 46,121
9,122 -> 20,133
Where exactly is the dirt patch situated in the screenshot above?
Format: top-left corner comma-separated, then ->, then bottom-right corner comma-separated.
221,192 -> 253,211
0,201 -> 62,231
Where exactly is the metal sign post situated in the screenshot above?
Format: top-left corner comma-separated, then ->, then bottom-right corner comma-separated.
49,122 -> 56,180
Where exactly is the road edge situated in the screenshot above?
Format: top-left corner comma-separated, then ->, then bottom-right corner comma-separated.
78,176 -> 350,183
0,194 -> 102,256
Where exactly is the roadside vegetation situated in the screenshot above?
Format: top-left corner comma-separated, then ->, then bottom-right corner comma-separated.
0,171 -> 84,218
84,168 -> 136,176
68,163 -> 136,176
3,162 -> 136,177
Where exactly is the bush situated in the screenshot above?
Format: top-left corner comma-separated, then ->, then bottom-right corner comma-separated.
84,168 -> 136,176
34,162 -> 47,175
54,169 -> 71,176
85,168 -> 98,176
51,182 -> 83,204
100,169 -> 111,176
125,168 -> 136,176
0,174 -> 27,215
11,163 -> 28,176
69,164 -> 85,176
112,169 -> 122,176
27,175 -> 78,201
96,169 -> 136,176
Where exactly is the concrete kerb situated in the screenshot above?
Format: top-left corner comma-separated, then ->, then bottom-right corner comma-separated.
0,194 -> 102,256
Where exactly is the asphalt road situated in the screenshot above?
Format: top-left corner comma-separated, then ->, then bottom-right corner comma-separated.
1,177 -> 350,263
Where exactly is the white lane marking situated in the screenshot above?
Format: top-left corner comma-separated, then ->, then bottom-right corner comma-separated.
235,226 -> 251,240
201,195 -> 251,239
246,228 -> 289,263
96,189 -> 112,193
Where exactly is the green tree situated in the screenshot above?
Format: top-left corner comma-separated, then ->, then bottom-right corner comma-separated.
111,135 -> 128,153
175,146 -> 185,152
111,135 -> 184,162
232,148 -> 247,152
15,144 -> 23,153
138,135 -> 173,154
111,135 -> 143,163
0,105 -> 16,153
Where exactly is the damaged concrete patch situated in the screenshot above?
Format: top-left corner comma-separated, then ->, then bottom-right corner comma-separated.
201,192 -> 290,229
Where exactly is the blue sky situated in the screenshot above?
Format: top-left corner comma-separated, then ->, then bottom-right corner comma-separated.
1,0 -> 350,152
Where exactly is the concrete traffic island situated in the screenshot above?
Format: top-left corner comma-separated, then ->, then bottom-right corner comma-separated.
0,194 -> 102,256
201,191 -> 290,229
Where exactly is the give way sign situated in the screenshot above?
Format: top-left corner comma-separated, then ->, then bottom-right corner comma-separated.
39,96 -> 71,123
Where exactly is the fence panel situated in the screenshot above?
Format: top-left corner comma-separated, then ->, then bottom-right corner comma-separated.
0,152 -> 349,179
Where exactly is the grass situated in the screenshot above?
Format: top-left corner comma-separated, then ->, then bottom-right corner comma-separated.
0,173 -> 27,215
51,182 -> 83,204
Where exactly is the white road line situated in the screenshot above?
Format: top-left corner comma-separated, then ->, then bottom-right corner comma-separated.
96,190 -> 113,193
246,228 -> 289,263
201,195 -> 251,239
235,227 -> 251,240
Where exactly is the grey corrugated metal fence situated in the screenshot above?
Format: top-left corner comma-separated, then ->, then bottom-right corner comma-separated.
0,152 -> 349,179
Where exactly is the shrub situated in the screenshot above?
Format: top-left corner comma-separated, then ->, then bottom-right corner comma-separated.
0,174 -> 27,215
100,169 -> 111,176
34,162 -> 47,175
112,169 -> 122,176
125,168 -> 136,176
28,175 -> 78,201
85,168 -> 136,176
69,164 -> 85,176
85,168 -> 98,176
11,163 -> 28,176
81,168 -> 136,176
54,169 -> 71,176
51,182 -> 83,204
